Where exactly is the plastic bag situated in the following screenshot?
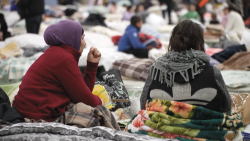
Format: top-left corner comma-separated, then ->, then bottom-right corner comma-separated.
231,93 -> 250,126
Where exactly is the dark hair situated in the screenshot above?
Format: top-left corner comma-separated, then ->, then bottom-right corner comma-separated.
127,6 -> 133,11
130,16 -> 142,27
228,6 -> 241,14
135,4 -> 144,12
211,13 -> 217,19
168,20 -> 204,52
111,2 -> 116,5
82,29 -> 84,35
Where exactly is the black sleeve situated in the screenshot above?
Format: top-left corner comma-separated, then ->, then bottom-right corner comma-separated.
213,67 -> 232,112
16,0 -> 29,8
0,14 -> 8,33
140,66 -> 153,109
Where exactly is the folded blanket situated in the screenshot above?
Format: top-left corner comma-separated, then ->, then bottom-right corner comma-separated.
217,52 -> 250,71
126,99 -> 243,141
112,58 -> 154,81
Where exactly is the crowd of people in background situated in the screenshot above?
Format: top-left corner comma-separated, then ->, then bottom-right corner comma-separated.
0,0 -> 250,49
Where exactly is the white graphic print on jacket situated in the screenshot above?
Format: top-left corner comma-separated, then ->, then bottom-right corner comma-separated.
150,82 -> 217,105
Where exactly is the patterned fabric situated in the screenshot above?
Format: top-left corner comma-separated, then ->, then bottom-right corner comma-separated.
126,99 -> 243,141
0,121 -> 176,141
221,70 -> 250,88
0,57 -> 37,84
8,57 -> 37,80
55,102 -> 120,130
112,58 -> 154,81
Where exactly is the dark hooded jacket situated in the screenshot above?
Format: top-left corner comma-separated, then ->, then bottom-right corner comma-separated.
140,52 -> 231,113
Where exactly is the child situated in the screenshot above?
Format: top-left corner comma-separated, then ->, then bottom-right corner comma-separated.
179,4 -> 199,20
210,13 -> 220,24
118,16 -> 154,58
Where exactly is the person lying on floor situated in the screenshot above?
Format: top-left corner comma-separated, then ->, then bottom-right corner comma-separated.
118,16 -> 154,58
12,20 -> 103,122
140,20 -> 232,113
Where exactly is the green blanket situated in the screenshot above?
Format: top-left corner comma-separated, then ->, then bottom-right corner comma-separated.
126,99 -> 243,141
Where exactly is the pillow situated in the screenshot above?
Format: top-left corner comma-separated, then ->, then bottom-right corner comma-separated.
146,13 -> 167,28
5,34 -> 47,48
106,21 -> 130,33
112,58 -> 154,81
157,25 -> 175,33
88,26 -> 122,37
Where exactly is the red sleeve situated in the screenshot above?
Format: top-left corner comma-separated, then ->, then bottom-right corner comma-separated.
83,61 -> 98,91
56,59 -> 102,107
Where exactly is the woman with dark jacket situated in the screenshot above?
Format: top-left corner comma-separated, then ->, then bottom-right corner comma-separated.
140,20 -> 231,113
13,20 -> 103,122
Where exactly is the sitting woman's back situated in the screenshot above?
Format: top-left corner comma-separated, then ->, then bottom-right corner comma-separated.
140,20 -> 231,113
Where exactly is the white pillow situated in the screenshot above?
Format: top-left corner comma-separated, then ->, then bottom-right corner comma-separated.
146,13 -> 167,28
84,31 -> 114,48
88,26 -> 122,37
106,21 -> 130,33
5,34 -> 47,48
157,25 -> 175,33
4,11 -> 20,27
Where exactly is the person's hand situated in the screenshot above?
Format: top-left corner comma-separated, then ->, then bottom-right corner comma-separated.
147,45 -> 154,50
87,47 -> 101,63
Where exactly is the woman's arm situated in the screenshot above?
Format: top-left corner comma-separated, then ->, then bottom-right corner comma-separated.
83,61 -> 98,91
213,67 -> 232,113
56,59 -> 102,107
140,66 -> 154,109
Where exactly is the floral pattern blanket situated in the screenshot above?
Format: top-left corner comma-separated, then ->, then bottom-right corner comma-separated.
126,99 -> 243,141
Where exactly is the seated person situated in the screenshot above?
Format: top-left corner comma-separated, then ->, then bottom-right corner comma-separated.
122,6 -> 134,21
179,4 -> 198,21
225,6 -> 245,42
0,13 -> 11,41
210,13 -> 220,24
13,20 -> 103,122
140,20 -> 231,113
118,16 -> 153,58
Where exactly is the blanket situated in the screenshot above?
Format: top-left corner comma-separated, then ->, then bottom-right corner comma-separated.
55,102 -> 120,130
112,58 -> 154,81
0,121 -> 176,141
217,52 -> 250,70
126,99 -> 243,141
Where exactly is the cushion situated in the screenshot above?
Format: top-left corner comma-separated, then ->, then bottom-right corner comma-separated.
146,13 -> 166,28
88,26 -> 122,37
112,58 -> 154,81
5,34 -> 47,48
